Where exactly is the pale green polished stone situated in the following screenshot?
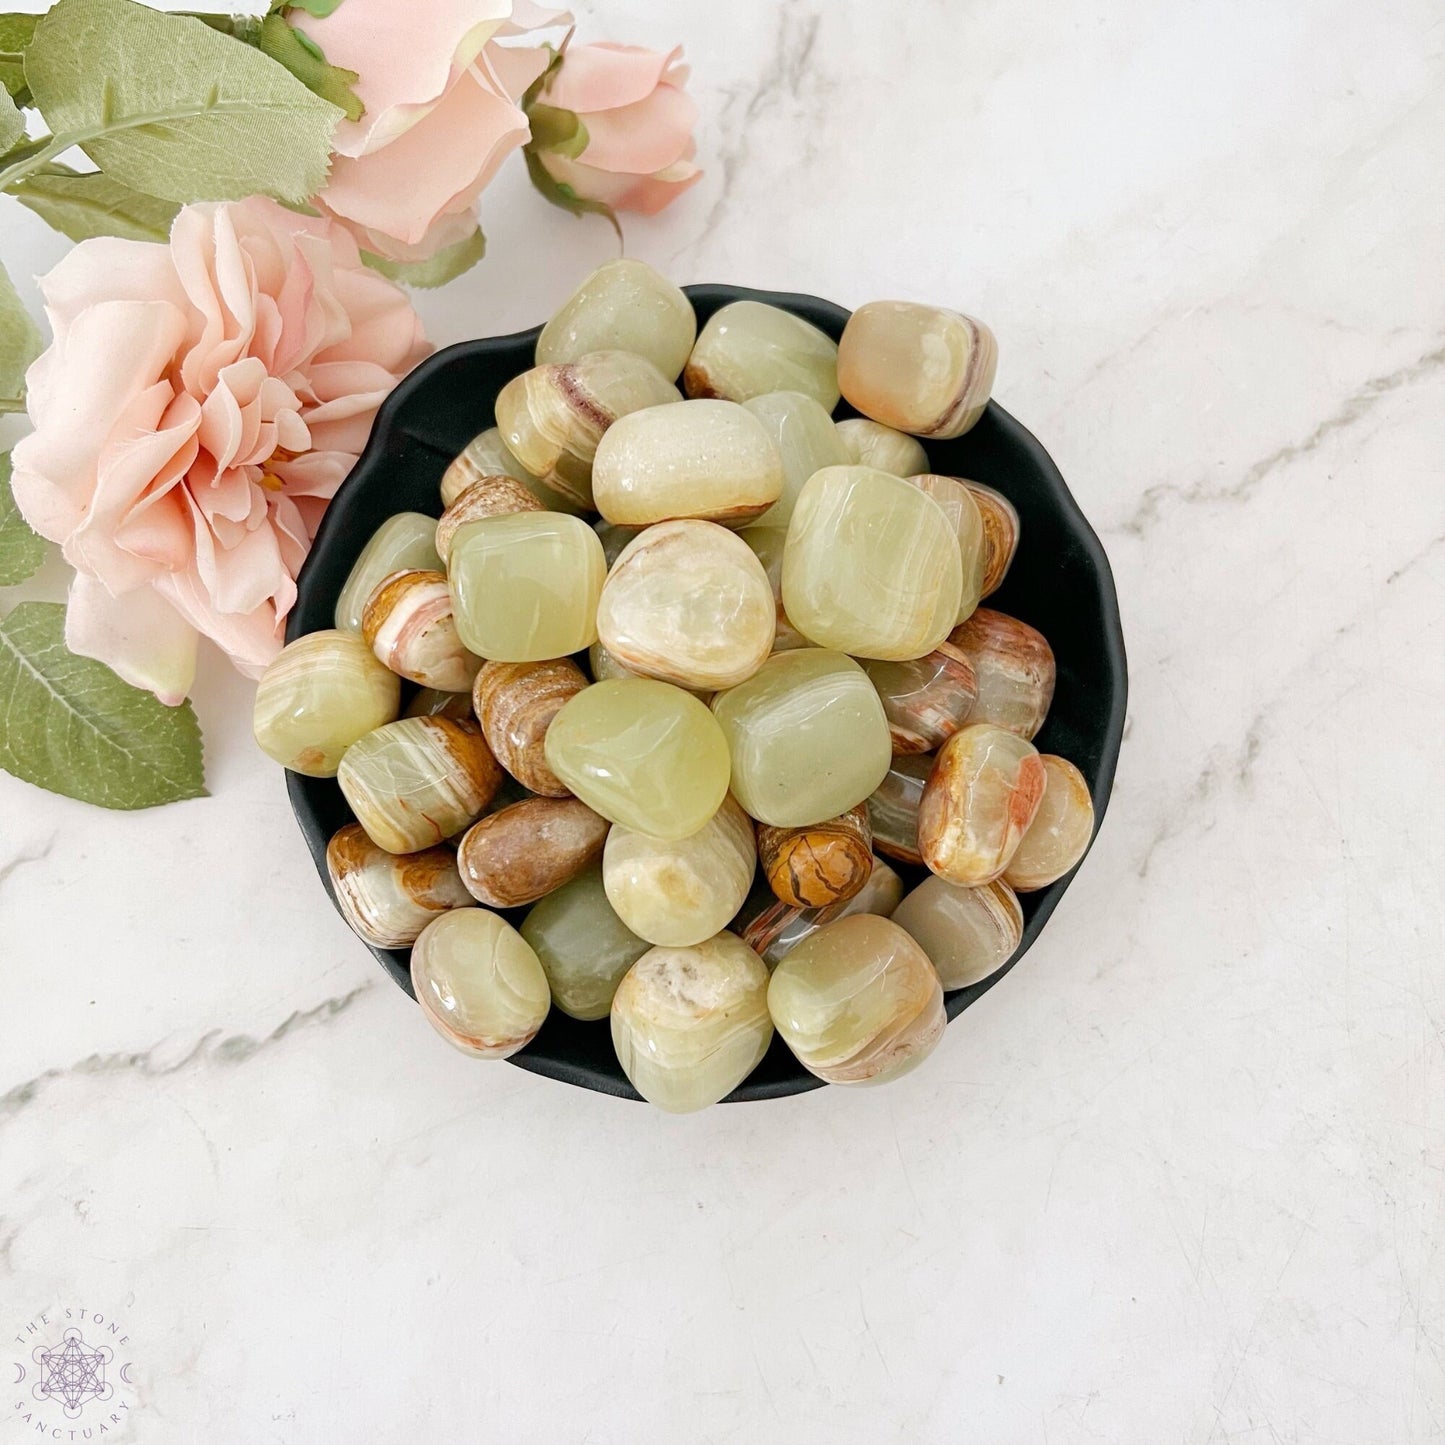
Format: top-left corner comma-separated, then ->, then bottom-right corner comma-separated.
837,300 -> 997,439
253,629 -> 400,776
781,465 -> 962,661
536,259 -> 697,380
611,932 -> 773,1111
521,865 -> 650,1020
591,399 -> 783,527
711,650 -> 891,828
334,513 -> 441,633
742,391 -> 850,529
411,907 -> 551,1059
684,301 -> 840,410
835,417 -> 929,477
448,511 -> 605,662
543,678 -> 731,841
768,913 -> 945,1085
603,795 -> 757,947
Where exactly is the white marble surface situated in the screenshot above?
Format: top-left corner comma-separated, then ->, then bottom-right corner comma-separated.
2,1 -> 1443,1440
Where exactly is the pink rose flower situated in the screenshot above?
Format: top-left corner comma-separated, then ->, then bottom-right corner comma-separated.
11,197 -> 429,704
531,42 -> 701,216
295,0 -> 570,260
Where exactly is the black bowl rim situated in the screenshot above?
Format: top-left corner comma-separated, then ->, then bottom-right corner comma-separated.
286,282 -> 1129,1103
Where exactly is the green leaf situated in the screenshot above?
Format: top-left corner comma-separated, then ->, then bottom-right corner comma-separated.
287,0 -> 350,17
0,80 -> 21,154
362,226 -> 486,288
523,146 -> 621,241
11,164 -> 179,242
0,256 -> 40,410
0,12 -> 38,104
21,0 -> 343,204
0,601 -> 206,809
0,453 -> 46,585
254,14 -> 362,123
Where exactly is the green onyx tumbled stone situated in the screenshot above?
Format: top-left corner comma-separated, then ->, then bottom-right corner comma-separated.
591,399 -> 784,527
835,417 -> 930,478
768,913 -> 946,1085
411,908 -> 551,1059
253,629 -> 400,776
543,678 -> 731,840
837,300 -> 998,439
742,390 -> 851,530
440,426 -> 584,515
334,513 -> 441,633
684,301 -> 840,410
782,465 -> 962,661
448,511 -> 605,662
536,259 -> 697,380
336,716 -> 502,854
521,865 -> 651,1020
711,649 -> 891,828
610,932 -> 773,1112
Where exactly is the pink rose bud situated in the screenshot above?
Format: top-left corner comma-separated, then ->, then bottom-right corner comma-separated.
526,41 -> 702,218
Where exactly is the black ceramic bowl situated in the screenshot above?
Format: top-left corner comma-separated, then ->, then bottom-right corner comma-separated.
287,284 -> 1127,1102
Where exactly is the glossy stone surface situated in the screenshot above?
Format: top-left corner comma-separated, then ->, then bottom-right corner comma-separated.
711,650 -> 891,827
684,300 -> 840,409
603,795 -> 756,947
597,520 -> 775,690
964,480 -> 1020,596
781,466 -> 962,661
835,416 -> 930,477
891,876 -> 1023,990
591,399 -> 784,527
494,350 -> 679,506
902,473 -> 987,623
448,512 -> 606,663
536,259 -> 696,379
457,796 -> 609,909
544,678 -> 731,840
610,932 -> 773,1112
734,855 -> 904,967
756,803 -> 872,909
441,426 -> 584,515
334,513 -> 441,633
472,658 -> 586,797
325,823 -> 474,949
742,390 -> 850,529
768,914 -> 946,1085
1002,754 -> 1095,891
866,753 -> 935,866
863,642 -> 978,756
435,474 -> 542,559
253,629 -> 400,777
410,908 -> 550,1059
917,723 -> 1046,885
837,300 -> 997,438
362,569 -> 481,693
521,866 -> 650,1021
738,527 -> 810,652
948,607 -> 1056,740
337,717 -> 502,854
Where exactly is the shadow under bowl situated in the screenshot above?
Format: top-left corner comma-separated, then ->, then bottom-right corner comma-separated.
286,283 -> 1128,1103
